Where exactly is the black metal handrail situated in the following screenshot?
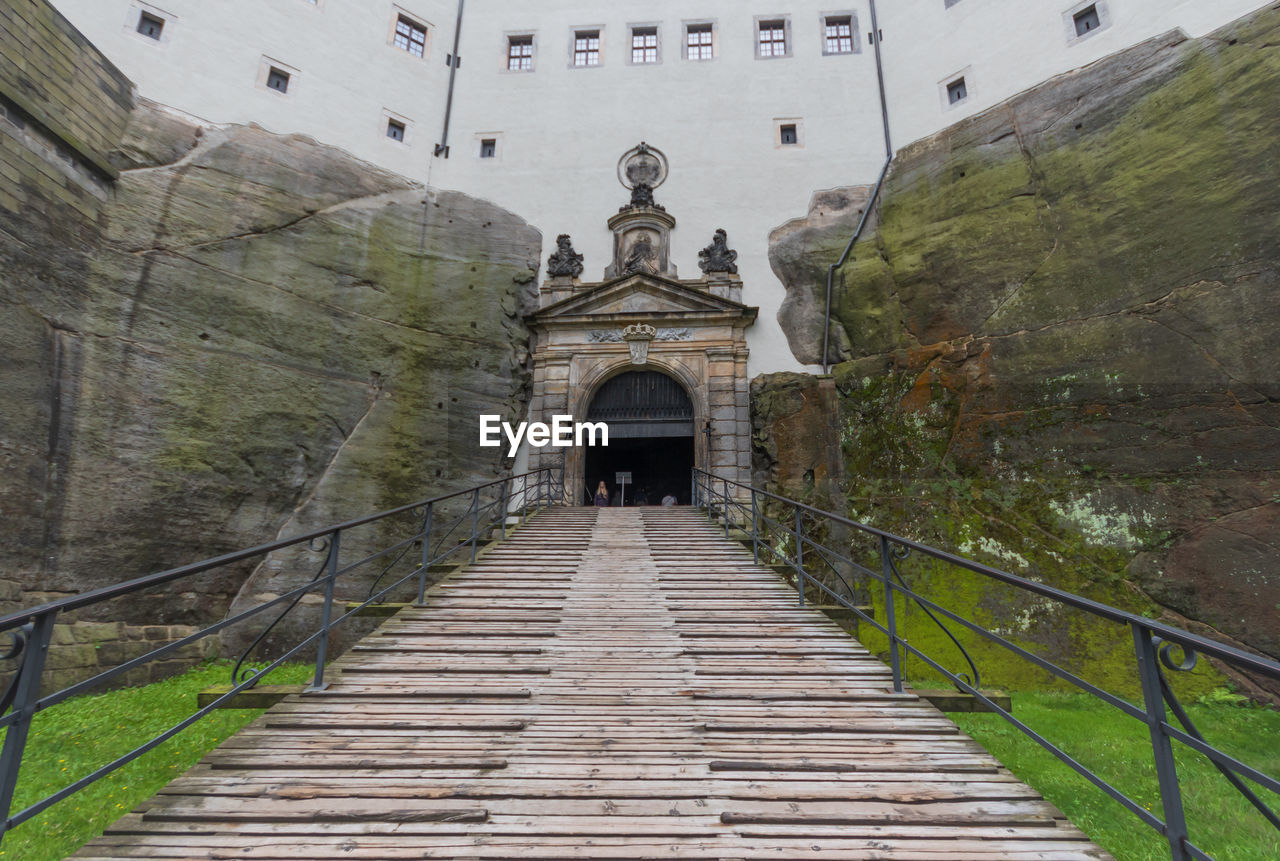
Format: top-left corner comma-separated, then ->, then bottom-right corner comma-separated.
693,468 -> 1280,861
0,468 -> 560,842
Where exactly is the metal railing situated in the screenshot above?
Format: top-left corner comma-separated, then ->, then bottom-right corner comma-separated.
693,468 -> 1280,861
0,467 -> 560,843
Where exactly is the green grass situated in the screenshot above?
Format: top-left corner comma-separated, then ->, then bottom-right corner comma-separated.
2,663 -> 1276,860
0,661 -> 312,861
949,690 -> 1280,860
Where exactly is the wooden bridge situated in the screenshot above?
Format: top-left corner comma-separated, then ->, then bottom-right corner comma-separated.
74,507 -> 1111,860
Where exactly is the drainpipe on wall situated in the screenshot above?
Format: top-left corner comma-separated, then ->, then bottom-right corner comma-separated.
821,0 -> 894,374
434,0 -> 466,157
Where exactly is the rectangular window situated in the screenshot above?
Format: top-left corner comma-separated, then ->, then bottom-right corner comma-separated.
508,35 -> 533,71
394,15 -> 427,57
779,124 -> 798,145
631,27 -> 657,64
137,11 -> 164,40
1074,5 -> 1101,36
574,30 -> 600,66
824,16 -> 853,54
947,77 -> 968,104
266,67 -> 290,93
687,24 -> 712,60
758,19 -> 787,58
480,138 -> 496,158
387,119 -> 405,141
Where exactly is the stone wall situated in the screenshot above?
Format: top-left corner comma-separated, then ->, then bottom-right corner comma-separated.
2,1 -> 542,687
0,0 -> 133,178
763,7 -> 1280,697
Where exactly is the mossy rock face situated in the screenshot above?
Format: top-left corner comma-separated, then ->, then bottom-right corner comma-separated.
761,7 -> 1280,696
1,102 -> 541,642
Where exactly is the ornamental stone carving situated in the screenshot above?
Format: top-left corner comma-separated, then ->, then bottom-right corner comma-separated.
622,323 -> 657,365
546,233 -> 584,278
623,235 -> 659,274
698,228 -> 739,275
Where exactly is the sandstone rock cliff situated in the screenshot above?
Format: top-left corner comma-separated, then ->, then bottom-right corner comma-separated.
764,7 -> 1279,691
2,100 -> 540,657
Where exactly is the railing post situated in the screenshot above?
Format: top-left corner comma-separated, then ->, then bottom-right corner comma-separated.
499,478 -> 510,541
306,530 -> 341,692
879,536 -> 903,693
794,507 -> 806,607
1133,623 -> 1191,861
0,611 -> 57,839
521,474 -> 529,521
416,503 -> 434,606
723,479 -> 730,537
751,489 -> 759,564
470,487 -> 481,563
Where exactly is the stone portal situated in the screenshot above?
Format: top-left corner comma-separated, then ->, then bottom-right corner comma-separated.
528,145 -> 756,503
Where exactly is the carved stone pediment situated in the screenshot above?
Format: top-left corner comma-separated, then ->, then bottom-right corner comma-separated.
531,273 -> 756,324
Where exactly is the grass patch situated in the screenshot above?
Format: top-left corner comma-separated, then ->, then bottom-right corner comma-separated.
0,660 -> 312,861
949,690 -> 1280,860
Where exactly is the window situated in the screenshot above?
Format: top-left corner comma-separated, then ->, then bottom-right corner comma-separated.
386,119 -> 405,141
946,77 -> 968,104
779,124 -> 798,145
394,15 -> 427,57
573,30 -> 600,66
507,35 -> 533,71
1074,4 -> 1101,36
631,26 -> 657,64
137,11 -> 164,40
480,138 -> 496,158
824,16 -> 853,54
758,19 -> 787,58
687,23 -> 713,60
266,67 -> 290,93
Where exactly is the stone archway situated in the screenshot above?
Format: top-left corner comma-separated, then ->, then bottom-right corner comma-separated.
575,367 -> 698,505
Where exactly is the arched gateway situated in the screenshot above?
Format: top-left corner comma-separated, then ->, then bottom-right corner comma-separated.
582,370 -> 695,504
526,145 -> 757,503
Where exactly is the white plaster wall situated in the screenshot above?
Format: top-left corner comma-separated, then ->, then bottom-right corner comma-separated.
877,0 -> 1272,147
440,0 -> 888,377
48,0 -> 1274,376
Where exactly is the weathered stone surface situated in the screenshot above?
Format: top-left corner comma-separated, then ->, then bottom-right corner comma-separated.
769,186 -> 876,365
763,6 -> 1280,689
2,98 -> 542,666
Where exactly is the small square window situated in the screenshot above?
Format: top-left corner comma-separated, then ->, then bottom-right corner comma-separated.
394,15 -> 427,58
480,138 -> 496,158
687,24 -> 713,61
387,119 -> 405,141
780,124 -> 798,145
137,11 -> 164,40
632,27 -> 658,64
574,30 -> 600,67
1074,5 -> 1101,36
947,77 -> 968,104
508,35 -> 533,71
759,19 -> 787,58
824,16 -> 853,54
266,67 -> 290,93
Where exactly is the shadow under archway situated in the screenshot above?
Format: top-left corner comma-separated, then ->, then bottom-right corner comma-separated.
582,370 -> 694,506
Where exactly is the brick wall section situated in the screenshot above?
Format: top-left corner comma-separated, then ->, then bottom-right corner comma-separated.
0,0 -> 134,177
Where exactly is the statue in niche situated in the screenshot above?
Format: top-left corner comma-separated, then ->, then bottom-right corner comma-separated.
546,233 -> 584,278
623,235 -> 659,275
698,228 -> 738,275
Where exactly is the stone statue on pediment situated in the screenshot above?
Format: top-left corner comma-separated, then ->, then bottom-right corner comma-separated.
547,233 -> 584,278
698,228 -> 738,275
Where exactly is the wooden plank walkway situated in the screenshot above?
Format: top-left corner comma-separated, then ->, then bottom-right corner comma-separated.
74,507 -> 1111,860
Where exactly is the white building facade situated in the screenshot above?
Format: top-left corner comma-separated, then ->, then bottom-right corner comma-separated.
50,0 -> 1272,376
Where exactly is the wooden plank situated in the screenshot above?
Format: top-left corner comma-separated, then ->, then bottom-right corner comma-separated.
73,507 -> 1111,861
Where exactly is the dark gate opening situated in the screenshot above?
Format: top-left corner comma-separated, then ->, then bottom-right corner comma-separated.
583,371 -> 694,505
